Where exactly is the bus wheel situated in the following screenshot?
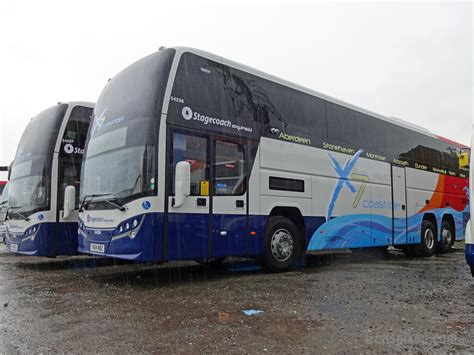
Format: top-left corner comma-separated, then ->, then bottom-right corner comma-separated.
262,216 -> 301,273
437,220 -> 454,253
415,220 -> 437,257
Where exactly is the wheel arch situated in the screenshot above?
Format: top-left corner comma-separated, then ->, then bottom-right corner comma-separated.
269,206 -> 306,257
441,213 -> 456,241
422,213 -> 438,238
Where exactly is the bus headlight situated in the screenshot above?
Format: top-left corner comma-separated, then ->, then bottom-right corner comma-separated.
112,216 -> 144,241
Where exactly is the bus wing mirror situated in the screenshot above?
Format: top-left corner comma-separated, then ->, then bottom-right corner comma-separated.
63,185 -> 76,219
174,161 -> 191,208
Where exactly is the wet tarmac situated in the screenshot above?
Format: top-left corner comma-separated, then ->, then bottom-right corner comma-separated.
0,243 -> 473,353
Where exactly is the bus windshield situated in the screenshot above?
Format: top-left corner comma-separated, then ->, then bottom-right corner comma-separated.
80,118 -> 156,206
7,105 -> 67,217
80,49 -> 175,207
8,156 -> 51,218
0,183 -> 8,206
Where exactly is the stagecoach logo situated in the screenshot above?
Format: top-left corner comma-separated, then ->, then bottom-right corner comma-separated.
270,127 -> 280,135
91,109 -> 125,135
180,105 -> 253,133
182,107 -> 193,120
64,144 -> 74,154
38,214 -> 44,221
142,201 -> 151,210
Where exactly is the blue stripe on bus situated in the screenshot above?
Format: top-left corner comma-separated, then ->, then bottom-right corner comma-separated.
77,207 -> 467,262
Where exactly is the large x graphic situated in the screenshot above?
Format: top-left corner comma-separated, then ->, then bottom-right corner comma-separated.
326,149 -> 364,220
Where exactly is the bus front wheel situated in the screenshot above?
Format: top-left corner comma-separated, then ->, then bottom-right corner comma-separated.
262,216 -> 301,273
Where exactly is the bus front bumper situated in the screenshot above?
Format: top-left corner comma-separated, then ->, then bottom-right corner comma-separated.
4,222 -> 78,257
78,213 -> 160,262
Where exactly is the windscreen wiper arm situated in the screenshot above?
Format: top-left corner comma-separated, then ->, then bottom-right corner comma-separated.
101,199 -> 126,212
6,206 -> 30,221
79,193 -> 112,212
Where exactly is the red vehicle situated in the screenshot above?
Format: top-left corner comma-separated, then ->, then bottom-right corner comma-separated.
0,181 -> 6,196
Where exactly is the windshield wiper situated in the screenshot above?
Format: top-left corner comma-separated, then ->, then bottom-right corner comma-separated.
101,199 -> 126,212
7,206 -> 30,221
79,194 -> 126,212
79,193 -> 112,212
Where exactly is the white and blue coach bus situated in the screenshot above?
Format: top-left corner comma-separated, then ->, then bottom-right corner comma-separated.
5,102 -> 94,256
78,47 -> 469,272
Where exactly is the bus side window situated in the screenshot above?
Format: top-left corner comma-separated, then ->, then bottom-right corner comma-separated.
214,140 -> 245,196
171,132 -> 209,196
58,162 -> 81,209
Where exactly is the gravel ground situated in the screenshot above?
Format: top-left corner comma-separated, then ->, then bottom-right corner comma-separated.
0,242 -> 473,353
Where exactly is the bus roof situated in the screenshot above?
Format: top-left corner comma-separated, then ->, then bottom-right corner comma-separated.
170,46 -> 465,147
29,101 -> 95,121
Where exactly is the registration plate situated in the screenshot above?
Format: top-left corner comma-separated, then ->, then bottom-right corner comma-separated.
90,243 -> 105,253
10,243 -> 18,252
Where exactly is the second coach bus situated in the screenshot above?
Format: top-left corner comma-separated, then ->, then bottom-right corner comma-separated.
78,47 -> 469,271
5,102 -> 94,256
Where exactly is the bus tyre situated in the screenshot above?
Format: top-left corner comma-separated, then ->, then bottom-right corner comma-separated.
262,216 -> 301,273
437,220 -> 454,254
415,220 -> 437,257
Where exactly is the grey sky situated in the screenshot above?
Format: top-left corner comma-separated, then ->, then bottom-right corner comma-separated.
0,1 -> 472,170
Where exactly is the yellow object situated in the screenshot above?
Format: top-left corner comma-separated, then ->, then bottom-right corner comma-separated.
200,180 -> 209,196
351,173 -> 369,208
458,152 -> 470,168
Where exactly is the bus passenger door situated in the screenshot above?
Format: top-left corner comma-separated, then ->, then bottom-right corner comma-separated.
211,138 -> 248,258
392,166 -> 407,245
167,131 -> 210,260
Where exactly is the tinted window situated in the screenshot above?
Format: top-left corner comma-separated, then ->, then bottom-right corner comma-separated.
94,48 -> 175,122
221,66 -> 259,124
60,106 -> 93,158
172,53 -> 225,116
257,78 -> 326,141
169,53 -> 263,139
326,102 -> 361,147
357,113 -> 388,155
15,104 -> 67,159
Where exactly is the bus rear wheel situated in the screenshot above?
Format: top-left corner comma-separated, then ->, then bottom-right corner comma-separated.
437,220 -> 454,253
414,220 -> 437,257
262,216 -> 301,273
